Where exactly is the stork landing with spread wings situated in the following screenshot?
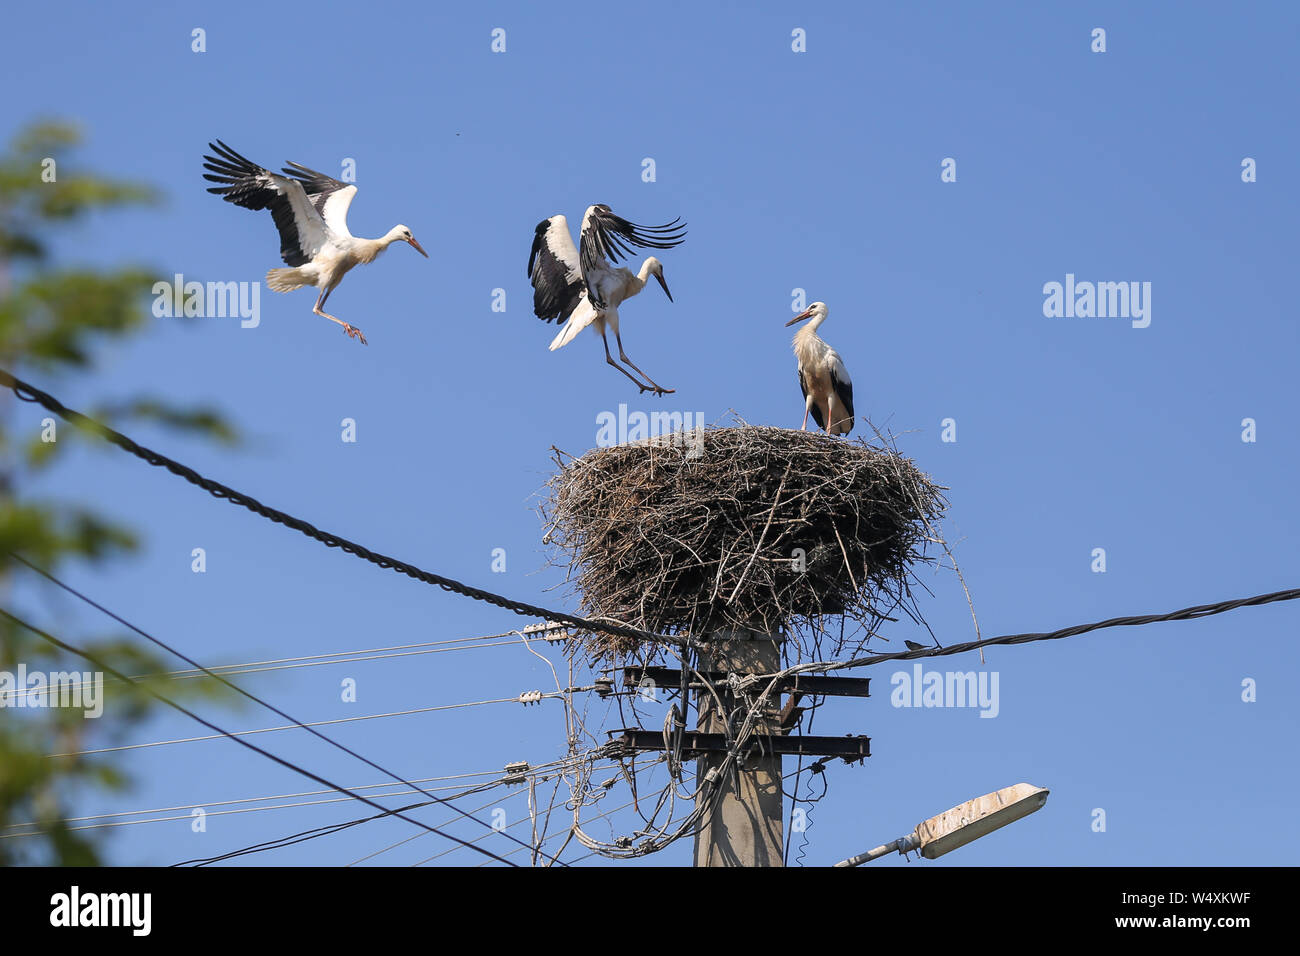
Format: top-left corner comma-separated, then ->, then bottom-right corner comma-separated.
202,140 -> 428,345
786,301 -> 855,436
528,204 -> 686,395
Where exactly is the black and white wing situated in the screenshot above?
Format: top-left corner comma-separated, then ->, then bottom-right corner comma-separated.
798,368 -> 827,431
578,204 -> 687,308
202,140 -> 331,267
527,215 -> 586,323
829,352 -> 855,434
280,161 -> 358,238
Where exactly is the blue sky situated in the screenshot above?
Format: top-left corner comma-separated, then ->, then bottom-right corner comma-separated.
3,0 -> 1298,866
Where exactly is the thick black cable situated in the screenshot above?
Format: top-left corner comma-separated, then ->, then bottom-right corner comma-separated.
0,368 -> 683,649
0,606 -> 517,867
815,586 -> 1300,672
7,551 -> 566,866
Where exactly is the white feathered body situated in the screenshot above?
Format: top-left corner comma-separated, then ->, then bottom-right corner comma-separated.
266,230 -> 405,293
793,324 -> 854,435
548,262 -> 654,351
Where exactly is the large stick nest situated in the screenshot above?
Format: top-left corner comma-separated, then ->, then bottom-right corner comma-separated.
543,424 -> 948,663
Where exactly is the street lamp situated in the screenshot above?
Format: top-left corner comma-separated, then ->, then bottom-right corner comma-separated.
834,782 -> 1049,867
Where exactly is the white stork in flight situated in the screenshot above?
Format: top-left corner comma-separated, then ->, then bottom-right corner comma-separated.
202,140 -> 428,345
786,302 -> 855,436
528,204 -> 686,395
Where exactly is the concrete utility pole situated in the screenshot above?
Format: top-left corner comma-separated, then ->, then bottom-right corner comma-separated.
610,634 -> 869,866
692,629 -> 784,867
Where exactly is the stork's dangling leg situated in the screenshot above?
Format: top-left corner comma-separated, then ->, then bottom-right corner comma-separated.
601,330 -> 657,393
313,287 -> 368,346
614,328 -> 675,396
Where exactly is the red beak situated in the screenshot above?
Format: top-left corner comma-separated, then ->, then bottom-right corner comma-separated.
785,309 -> 814,327
407,236 -> 429,258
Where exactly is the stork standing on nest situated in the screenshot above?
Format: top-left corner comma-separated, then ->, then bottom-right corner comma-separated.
786,301 -> 855,435
201,140 -> 428,345
528,204 -> 686,395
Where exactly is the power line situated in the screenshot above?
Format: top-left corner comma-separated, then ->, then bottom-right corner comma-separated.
351,756 -> 622,867
356,785 -> 532,867
196,814 -> 422,866
174,780 -> 517,868
177,803 -> 438,866
410,791 -> 598,868
4,784 -> 493,837
0,605 -> 517,867
186,764 -> 574,867
804,585 -> 1300,674
1,770 -> 503,837
49,693 -> 568,757
198,751 -> 612,868
432,759 -> 696,868
468,796 -> 643,869
10,634 -> 533,699
0,368 -> 681,649
6,552 -> 565,865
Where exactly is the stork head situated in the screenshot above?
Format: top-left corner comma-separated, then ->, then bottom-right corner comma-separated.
785,301 -> 828,328
643,257 -> 673,302
390,225 -> 428,258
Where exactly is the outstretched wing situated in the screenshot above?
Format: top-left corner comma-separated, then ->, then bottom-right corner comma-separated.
280,161 -> 358,238
578,204 -> 687,308
528,215 -> 586,323
202,140 -> 330,266
798,368 -> 827,431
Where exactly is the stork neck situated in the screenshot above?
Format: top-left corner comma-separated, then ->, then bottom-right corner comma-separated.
354,232 -> 400,265
353,238 -> 383,265
797,314 -> 828,335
